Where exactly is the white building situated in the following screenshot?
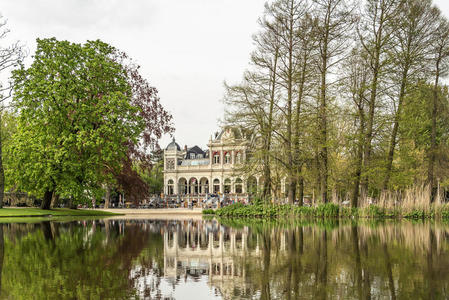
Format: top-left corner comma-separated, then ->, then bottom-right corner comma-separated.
163,127 -> 257,204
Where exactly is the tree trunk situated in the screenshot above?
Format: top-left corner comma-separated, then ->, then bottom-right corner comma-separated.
41,190 -> 53,210
428,60 -> 440,203
263,48 -> 279,202
288,178 -> 296,204
383,67 -> 408,190
298,171 -> 304,207
294,51 -> 307,206
361,23 -> 383,199
318,6 -> 330,204
50,193 -> 59,208
286,10 -> 294,204
104,186 -> 111,208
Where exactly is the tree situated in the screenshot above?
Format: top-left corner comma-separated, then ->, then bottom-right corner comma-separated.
356,0 -> 401,199
427,14 -> 449,201
312,0 -> 354,203
0,15 -> 24,208
9,38 -> 171,209
383,0 -> 439,190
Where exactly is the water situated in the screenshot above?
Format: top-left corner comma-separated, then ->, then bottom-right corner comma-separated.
0,218 -> 448,299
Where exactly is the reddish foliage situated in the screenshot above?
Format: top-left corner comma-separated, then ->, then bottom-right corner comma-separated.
112,50 -> 174,202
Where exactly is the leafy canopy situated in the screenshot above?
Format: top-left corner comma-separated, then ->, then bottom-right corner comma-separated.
8,38 -> 145,202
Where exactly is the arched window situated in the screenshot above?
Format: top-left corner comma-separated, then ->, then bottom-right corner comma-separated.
167,179 -> 174,195
235,178 -> 242,194
179,178 -> 188,195
200,178 -> 209,194
189,178 -> 198,194
224,178 -> 231,194
213,179 -> 220,193
225,152 -> 231,164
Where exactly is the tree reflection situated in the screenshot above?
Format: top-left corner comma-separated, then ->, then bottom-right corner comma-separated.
1,219 -> 449,299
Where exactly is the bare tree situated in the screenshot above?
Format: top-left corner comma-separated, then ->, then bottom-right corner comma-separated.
356,0 -> 401,198
0,15 -> 24,208
312,0 -> 354,203
342,47 -> 370,207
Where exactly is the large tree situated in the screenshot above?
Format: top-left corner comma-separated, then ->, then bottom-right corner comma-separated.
9,38 -> 172,209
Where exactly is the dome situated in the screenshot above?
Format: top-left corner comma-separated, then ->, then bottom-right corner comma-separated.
166,138 -> 181,151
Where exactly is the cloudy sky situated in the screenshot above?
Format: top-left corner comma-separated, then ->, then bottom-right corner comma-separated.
1,0 -> 448,149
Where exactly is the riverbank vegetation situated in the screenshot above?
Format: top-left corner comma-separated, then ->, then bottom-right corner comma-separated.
207,185 -> 449,219
224,0 -> 449,208
206,201 -> 449,219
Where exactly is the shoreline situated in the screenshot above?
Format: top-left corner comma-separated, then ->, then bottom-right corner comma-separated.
95,208 -> 203,216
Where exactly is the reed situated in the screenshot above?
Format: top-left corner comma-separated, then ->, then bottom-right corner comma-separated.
213,184 -> 449,219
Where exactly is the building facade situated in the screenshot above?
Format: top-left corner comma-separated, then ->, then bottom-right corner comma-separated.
163,127 -> 256,204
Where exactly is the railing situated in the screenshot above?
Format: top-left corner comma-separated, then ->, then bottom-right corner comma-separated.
163,193 -> 250,208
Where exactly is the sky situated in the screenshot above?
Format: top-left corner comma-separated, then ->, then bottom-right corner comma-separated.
1,0 -> 448,150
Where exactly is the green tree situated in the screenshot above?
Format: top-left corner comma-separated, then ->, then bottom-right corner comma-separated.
9,38 -> 144,209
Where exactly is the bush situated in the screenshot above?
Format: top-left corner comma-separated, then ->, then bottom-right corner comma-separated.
202,209 -> 215,215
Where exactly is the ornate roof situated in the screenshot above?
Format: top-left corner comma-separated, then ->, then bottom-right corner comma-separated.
165,138 -> 181,151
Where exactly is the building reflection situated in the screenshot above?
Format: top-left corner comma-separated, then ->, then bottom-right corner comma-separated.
161,220 -> 286,299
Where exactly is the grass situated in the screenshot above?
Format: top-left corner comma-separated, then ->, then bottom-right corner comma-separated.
0,208 -> 121,218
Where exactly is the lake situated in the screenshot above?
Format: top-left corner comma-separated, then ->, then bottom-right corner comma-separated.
1,217 -> 448,299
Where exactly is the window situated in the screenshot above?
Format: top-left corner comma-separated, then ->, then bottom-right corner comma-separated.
213,153 -> 220,164
189,178 -> 198,194
213,179 -> 220,193
235,178 -> 242,194
236,152 -> 241,164
197,154 -> 203,158
225,152 -> 231,164
166,158 -> 175,170
190,153 -> 195,159
224,178 -> 231,194
179,178 -> 187,194
167,179 -> 174,195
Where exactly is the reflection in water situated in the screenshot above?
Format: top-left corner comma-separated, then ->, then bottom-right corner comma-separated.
1,219 -> 449,299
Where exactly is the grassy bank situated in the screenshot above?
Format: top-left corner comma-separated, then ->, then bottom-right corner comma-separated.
0,208 -> 121,218
203,202 -> 449,219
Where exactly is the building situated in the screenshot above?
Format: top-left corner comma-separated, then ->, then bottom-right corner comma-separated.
163,126 -> 257,205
